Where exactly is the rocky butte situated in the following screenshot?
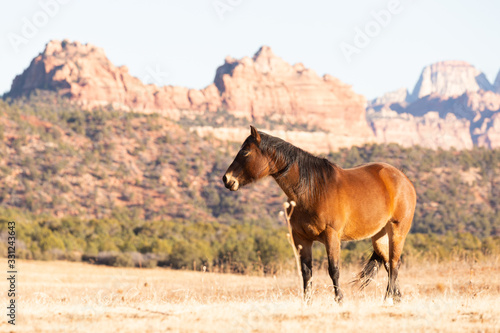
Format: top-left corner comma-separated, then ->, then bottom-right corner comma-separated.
369,61 -> 500,149
8,40 -> 222,119
410,60 -> 493,100
7,40 -> 500,151
213,46 -> 372,140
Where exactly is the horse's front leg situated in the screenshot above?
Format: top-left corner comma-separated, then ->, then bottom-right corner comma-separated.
292,232 -> 313,303
325,227 -> 343,303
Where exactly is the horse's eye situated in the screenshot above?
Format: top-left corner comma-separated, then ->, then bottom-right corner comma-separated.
242,150 -> 251,157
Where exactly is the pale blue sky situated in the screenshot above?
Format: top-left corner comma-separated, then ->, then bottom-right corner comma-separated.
1,0 -> 499,99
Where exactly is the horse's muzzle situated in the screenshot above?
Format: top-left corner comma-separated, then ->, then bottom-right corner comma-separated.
222,174 -> 239,191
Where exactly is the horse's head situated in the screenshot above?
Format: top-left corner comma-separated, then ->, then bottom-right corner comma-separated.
222,126 -> 270,191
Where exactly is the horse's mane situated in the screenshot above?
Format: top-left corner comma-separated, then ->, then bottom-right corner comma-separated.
258,132 -> 336,202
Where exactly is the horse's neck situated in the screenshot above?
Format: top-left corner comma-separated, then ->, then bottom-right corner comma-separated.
270,157 -> 303,206
269,151 -> 337,210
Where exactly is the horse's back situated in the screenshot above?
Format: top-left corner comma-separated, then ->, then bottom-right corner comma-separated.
335,162 -> 416,239
344,162 -> 415,202
345,162 -> 413,191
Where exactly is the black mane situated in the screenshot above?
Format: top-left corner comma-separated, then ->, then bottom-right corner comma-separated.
258,132 -> 336,202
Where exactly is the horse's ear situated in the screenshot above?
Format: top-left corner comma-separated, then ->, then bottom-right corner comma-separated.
250,125 -> 261,145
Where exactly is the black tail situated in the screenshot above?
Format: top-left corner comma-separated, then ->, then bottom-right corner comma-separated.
352,251 -> 384,290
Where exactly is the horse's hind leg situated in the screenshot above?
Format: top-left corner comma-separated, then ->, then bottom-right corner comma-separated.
293,232 -> 313,303
325,227 -> 343,303
355,229 -> 389,290
385,217 -> 412,303
372,228 -> 390,273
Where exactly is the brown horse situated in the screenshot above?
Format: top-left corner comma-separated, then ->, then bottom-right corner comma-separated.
222,126 -> 416,303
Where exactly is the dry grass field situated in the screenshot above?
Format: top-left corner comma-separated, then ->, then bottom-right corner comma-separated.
1,258 -> 499,332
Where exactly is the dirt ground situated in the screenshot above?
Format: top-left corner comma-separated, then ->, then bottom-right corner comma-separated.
1,258 -> 499,332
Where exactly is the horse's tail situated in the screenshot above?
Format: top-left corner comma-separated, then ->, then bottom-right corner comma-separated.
352,251 -> 384,290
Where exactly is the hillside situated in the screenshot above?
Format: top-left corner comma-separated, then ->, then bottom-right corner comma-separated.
0,93 -> 287,222
0,93 -> 499,270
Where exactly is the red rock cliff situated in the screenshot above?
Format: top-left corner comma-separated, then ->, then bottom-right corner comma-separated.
9,41 -> 374,138
9,40 -> 222,118
214,46 -> 372,136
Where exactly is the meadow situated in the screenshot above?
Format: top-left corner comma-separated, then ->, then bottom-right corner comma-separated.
3,258 -> 499,332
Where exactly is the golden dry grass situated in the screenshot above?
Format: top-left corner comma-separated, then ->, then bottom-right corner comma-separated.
1,258 -> 499,332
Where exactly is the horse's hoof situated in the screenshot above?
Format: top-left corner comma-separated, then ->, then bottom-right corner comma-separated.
335,292 -> 344,305
304,289 -> 313,305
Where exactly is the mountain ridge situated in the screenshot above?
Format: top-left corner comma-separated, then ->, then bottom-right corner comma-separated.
7,39 -> 500,150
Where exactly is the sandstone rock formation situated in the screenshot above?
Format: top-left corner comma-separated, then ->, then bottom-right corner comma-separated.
370,62 -> 500,149
214,46 -> 373,138
476,113 -> 500,148
9,41 -> 372,141
494,70 -> 500,94
369,87 -> 410,107
191,126 -> 374,154
368,108 -> 473,150
410,61 -> 493,100
9,40 -> 222,119
7,40 -> 500,150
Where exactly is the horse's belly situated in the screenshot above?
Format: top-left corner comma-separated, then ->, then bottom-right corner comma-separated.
341,215 -> 389,241
292,219 -> 325,240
